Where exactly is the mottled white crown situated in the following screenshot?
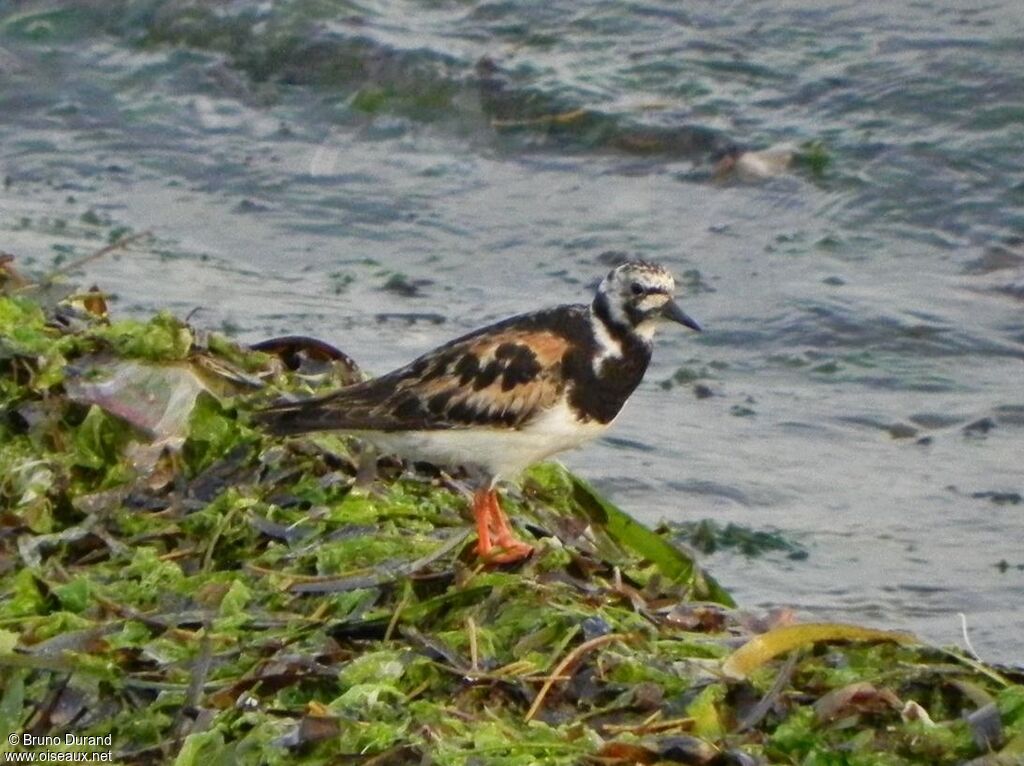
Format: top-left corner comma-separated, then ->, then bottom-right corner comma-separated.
601,260 -> 676,297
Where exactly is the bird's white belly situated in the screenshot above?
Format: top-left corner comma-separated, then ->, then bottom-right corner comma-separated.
355,400 -> 610,479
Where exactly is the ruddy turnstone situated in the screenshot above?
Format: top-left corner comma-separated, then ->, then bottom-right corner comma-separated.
257,261 -> 701,563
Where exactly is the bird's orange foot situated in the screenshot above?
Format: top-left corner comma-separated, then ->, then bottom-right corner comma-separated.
480,488 -> 534,565
484,539 -> 535,565
471,487 -> 534,564
473,488 -> 495,560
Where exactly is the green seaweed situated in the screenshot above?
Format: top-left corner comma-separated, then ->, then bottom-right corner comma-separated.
93,311 -> 193,361
676,518 -> 808,560
0,278 -> 1020,765
526,464 -> 734,605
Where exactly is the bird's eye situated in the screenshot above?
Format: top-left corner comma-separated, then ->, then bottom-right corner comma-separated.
630,282 -> 644,296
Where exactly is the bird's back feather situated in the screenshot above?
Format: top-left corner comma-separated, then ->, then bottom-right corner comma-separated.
255,305 -> 591,435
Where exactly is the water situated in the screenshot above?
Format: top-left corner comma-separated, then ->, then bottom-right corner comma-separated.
1,1 -> 1021,662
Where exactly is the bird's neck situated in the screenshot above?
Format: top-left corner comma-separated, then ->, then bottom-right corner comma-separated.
566,296 -> 652,425
590,291 -> 651,357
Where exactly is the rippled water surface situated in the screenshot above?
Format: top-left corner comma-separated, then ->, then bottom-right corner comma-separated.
2,1 -> 1022,660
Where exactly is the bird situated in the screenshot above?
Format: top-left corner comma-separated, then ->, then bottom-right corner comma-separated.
255,261 -> 702,564
712,143 -> 794,181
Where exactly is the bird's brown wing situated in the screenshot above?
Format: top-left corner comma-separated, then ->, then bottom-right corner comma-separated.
256,319 -> 577,435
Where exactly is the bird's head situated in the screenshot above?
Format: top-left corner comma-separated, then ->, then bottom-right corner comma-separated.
594,260 -> 702,341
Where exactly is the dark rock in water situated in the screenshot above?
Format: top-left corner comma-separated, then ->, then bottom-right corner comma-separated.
234,198 -> 272,213
678,268 -> 715,294
963,417 -> 996,436
993,404 -> 1024,426
887,422 -> 918,439
995,559 -> 1024,573
595,250 -> 630,267
961,244 -> 1024,275
908,412 -> 963,429
381,273 -> 433,297
991,282 -> 1024,302
601,435 -> 656,453
970,491 -> 1022,505
375,312 -> 446,324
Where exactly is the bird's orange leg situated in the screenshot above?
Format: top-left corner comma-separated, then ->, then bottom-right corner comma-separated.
484,489 -> 534,564
473,488 -> 494,559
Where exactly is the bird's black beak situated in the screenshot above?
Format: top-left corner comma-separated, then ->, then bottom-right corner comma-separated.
662,300 -> 702,332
